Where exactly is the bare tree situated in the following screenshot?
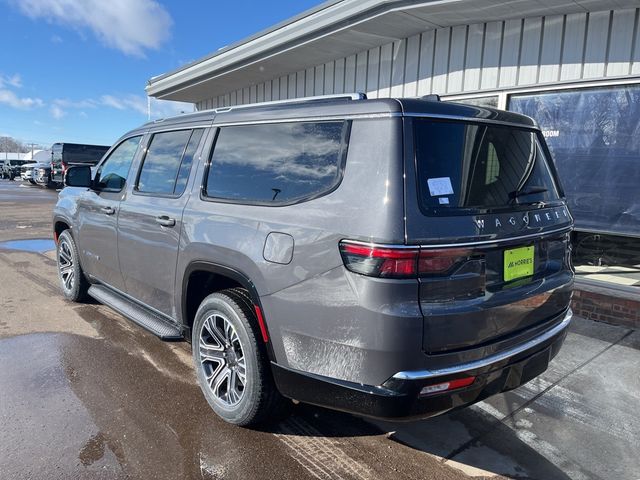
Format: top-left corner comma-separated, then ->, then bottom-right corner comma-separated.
0,136 -> 30,153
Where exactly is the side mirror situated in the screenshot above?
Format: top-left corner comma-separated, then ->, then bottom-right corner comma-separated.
64,165 -> 92,188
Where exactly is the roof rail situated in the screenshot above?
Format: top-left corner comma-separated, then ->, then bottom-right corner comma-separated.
421,94 -> 441,102
213,92 -> 367,113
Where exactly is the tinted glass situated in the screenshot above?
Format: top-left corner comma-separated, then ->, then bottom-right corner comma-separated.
206,122 -> 347,204
138,130 -> 192,195
175,129 -> 204,195
509,84 -> 640,237
137,129 -> 203,195
96,136 -> 141,191
415,119 -> 560,213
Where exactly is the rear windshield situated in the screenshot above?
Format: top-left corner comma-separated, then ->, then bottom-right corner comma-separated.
414,119 -> 561,214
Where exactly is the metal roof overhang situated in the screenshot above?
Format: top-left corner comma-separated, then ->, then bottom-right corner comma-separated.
147,0 -> 637,102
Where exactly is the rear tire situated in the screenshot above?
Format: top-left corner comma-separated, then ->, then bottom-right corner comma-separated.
192,289 -> 290,426
56,230 -> 89,302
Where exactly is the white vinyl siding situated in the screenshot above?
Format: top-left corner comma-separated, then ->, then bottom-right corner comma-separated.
196,8 -> 640,110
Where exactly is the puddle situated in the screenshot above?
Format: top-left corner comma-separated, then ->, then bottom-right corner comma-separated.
0,238 -> 56,253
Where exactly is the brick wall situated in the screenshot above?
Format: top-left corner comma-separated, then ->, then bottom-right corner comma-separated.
572,289 -> 640,329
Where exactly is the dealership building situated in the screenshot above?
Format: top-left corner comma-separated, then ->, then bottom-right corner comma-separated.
147,0 -> 640,324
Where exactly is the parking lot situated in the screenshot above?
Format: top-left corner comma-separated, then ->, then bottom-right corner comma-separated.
0,179 -> 638,480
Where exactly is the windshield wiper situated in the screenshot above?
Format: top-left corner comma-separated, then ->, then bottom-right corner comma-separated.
509,186 -> 548,200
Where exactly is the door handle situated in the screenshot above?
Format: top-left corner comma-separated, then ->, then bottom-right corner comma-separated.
101,206 -> 115,215
155,215 -> 176,227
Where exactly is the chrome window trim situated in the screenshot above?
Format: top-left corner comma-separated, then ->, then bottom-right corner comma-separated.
147,124 -> 212,133
344,225 -> 572,250
392,309 -> 573,381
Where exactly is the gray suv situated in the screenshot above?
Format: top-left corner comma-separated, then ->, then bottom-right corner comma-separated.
53,94 -> 574,426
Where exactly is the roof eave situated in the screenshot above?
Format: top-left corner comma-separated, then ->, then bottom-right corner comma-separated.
145,0 -> 426,100
147,0 -> 633,102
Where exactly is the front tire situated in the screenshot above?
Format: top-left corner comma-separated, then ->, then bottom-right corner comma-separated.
56,230 -> 89,302
192,290 -> 289,426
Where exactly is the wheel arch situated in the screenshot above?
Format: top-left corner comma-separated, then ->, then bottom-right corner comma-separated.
181,261 -> 274,358
53,216 -> 72,242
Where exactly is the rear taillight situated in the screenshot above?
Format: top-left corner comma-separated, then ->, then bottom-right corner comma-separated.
339,243 -> 419,278
339,241 -> 477,279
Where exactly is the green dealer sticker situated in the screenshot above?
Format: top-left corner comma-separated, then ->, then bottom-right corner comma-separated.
504,246 -> 534,282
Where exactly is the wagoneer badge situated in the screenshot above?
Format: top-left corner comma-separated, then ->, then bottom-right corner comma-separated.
473,206 -> 570,235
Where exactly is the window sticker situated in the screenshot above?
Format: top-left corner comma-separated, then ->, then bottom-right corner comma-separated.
438,197 -> 450,205
427,177 -> 454,197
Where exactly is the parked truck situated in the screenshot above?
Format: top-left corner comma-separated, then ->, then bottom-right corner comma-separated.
50,143 -> 110,186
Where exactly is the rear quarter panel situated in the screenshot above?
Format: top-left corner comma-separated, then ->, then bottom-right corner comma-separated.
176,117 -> 407,379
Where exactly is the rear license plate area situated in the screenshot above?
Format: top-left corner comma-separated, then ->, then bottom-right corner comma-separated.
503,245 -> 534,282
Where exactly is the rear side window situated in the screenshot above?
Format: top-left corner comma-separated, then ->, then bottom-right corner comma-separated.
204,121 -> 349,204
414,119 -> 561,214
136,129 -> 204,196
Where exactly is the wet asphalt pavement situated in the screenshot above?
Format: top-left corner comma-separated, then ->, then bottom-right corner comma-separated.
0,179 -> 638,480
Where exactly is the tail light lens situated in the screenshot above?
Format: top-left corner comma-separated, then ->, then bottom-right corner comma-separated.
419,248 -> 472,274
339,241 -> 477,279
339,243 -> 419,278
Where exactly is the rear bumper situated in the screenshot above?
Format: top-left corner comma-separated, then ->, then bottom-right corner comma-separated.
272,309 -> 572,420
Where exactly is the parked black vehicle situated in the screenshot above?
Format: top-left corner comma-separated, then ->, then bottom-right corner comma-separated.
51,142 -> 109,185
53,93 -> 574,426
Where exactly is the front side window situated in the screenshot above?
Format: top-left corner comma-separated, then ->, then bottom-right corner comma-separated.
414,119 -> 560,214
96,136 -> 142,191
136,129 -> 203,196
205,121 -> 349,204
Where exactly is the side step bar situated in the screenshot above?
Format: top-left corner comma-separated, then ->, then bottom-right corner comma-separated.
88,285 -> 183,340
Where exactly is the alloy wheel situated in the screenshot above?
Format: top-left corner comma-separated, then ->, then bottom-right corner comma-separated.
58,239 -> 75,292
199,313 -> 246,406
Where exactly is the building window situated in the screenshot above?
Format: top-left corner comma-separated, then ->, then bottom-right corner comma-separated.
509,84 -> 640,287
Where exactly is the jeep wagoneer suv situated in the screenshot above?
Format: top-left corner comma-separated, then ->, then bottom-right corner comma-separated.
53,94 -> 573,426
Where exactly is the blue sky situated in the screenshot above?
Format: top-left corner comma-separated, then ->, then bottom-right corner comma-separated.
0,0 -> 321,147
